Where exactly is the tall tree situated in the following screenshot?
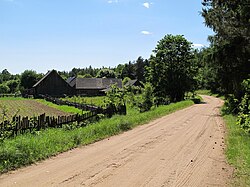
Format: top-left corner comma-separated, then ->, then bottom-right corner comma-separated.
96,68 -> 116,78
114,64 -> 125,79
20,70 -> 42,89
202,0 -> 250,99
148,34 -> 196,103
135,56 -> 146,82
0,69 -> 12,83
121,61 -> 136,79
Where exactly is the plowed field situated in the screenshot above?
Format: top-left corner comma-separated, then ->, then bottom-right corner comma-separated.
0,99 -> 69,121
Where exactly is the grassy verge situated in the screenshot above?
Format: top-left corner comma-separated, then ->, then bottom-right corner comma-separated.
0,97 -> 26,101
36,99 -> 86,114
0,100 -> 194,173
224,114 -> 250,186
196,89 -> 225,100
195,89 -> 212,95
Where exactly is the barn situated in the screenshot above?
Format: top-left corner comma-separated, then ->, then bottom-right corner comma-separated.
33,70 -> 74,97
66,77 -> 122,96
32,70 -> 122,97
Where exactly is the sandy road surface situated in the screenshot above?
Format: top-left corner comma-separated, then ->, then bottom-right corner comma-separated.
0,95 -> 232,187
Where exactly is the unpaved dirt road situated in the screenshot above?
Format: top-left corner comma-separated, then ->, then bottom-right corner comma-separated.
0,95 -> 232,187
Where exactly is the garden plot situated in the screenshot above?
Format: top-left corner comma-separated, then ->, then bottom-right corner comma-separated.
0,98 -> 69,121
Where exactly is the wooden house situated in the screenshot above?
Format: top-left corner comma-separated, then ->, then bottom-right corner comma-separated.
32,70 -> 122,97
67,77 -> 122,96
33,70 -> 74,97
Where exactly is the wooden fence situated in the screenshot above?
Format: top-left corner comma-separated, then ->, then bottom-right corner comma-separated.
0,111 -> 98,138
0,97 -> 126,139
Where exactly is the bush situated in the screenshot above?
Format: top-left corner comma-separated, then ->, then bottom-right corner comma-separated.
237,79 -> 250,133
222,94 -> 240,115
0,84 -> 10,94
139,83 -> 154,112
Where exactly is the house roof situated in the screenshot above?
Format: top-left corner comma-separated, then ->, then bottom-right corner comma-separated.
33,70 -> 55,88
124,79 -> 139,87
75,78 -> 122,90
66,77 -> 76,87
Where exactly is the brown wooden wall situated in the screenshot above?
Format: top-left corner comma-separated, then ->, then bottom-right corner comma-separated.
34,71 -> 75,97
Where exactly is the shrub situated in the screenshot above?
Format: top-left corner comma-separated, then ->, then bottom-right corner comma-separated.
222,94 -> 239,115
139,83 -> 154,112
237,79 -> 250,133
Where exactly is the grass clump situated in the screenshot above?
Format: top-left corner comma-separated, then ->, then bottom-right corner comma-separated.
0,97 -> 26,101
0,100 -> 194,173
36,99 -> 86,114
62,96 -> 106,107
224,114 -> 250,186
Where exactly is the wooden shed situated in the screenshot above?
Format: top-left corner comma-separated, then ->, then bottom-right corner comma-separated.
33,70 -> 74,97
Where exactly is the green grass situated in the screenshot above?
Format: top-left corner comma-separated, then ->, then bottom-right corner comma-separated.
224,114 -> 250,186
62,96 -> 107,107
195,89 -> 225,100
0,99 -> 194,173
36,99 -> 86,114
0,97 -> 26,101
195,89 -> 212,95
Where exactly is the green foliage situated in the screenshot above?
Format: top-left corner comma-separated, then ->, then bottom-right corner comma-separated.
148,34 -> 197,103
121,61 -> 136,79
114,64 -> 124,79
224,114 -> 250,186
76,73 -> 96,79
63,96 -> 106,107
139,83 -> 154,112
105,84 -> 126,106
37,99 -> 86,114
237,79 -> 250,133
0,69 -> 12,83
222,94 -> 240,115
0,84 -> 10,94
20,70 -> 42,89
122,77 -> 131,86
5,80 -> 19,93
194,48 -> 221,92
202,0 -> 250,100
96,68 -> 116,78
82,74 -> 93,78
135,56 -> 148,82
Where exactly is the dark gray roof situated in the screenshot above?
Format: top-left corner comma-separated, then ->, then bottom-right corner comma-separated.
76,78 -> 122,90
124,79 -> 139,87
66,77 -> 76,87
33,70 -> 54,88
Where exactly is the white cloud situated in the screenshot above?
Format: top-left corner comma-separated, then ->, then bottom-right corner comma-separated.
108,0 -> 118,3
192,44 -> 205,48
143,2 -> 150,8
141,31 -> 152,35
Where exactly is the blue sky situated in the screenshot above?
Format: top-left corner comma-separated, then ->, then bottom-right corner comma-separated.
0,0 -> 213,74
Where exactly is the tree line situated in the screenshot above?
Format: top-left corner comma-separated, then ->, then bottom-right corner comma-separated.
0,34 -> 204,104
0,56 -> 150,94
201,0 -> 249,131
